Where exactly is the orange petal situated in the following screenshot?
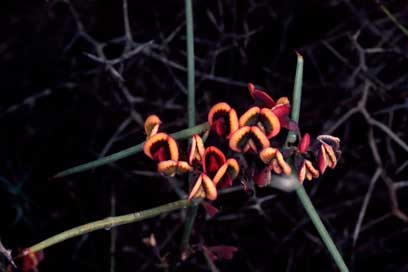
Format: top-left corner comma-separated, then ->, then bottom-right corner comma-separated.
275,151 -> 292,175
276,97 -> 290,105
188,134 -> 205,165
305,160 -> 319,179
208,102 -> 238,137
239,107 -> 280,138
229,126 -> 270,153
188,174 -> 204,201
323,143 -> 337,169
228,108 -> 239,135
203,146 -> 226,175
229,126 -> 251,152
259,147 -> 278,164
188,174 -> 217,201
248,83 -> 276,108
157,160 -> 192,176
239,107 -> 260,127
144,115 -> 161,138
208,102 -> 232,126
249,126 -> 270,152
143,133 -> 179,162
258,108 -> 280,138
202,173 -> 218,200
213,158 -> 240,187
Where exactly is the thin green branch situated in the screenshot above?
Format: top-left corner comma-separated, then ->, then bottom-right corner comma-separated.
291,52 -> 349,272
25,200 -> 189,254
295,186 -> 349,272
379,3 -> 408,38
186,0 -> 196,128
178,0 -> 198,263
53,122 -> 209,178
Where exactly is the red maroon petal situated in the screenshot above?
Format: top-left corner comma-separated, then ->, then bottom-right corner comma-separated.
299,133 -> 310,154
248,83 -> 276,108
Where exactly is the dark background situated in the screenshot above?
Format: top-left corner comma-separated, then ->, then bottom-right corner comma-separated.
1,0 -> 408,271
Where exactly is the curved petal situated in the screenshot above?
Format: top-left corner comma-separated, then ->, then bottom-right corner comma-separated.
229,126 -> 270,153
259,147 -> 278,164
144,115 -> 161,138
275,151 -> 292,175
188,174 -> 217,201
213,158 -> 240,188
239,107 -> 280,138
208,102 -> 238,137
298,133 -> 310,154
248,83 -> 276,108
157,160 -> 192,176
259,108 -> 280,138
143,133 -> 179,162
188,134 -> 205,165
239,107 -> 260,127
203,146 -> 226,176
305,160 -> 319,180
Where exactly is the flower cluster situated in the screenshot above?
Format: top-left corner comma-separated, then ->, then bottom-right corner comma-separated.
143,83 -> 341,201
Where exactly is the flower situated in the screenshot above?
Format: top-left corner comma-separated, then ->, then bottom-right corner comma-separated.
239,107 -> 281,138
229,126 -> 270,153
247,83 -> 292,130
208,102 -> 239,138
188,147 -> 240,201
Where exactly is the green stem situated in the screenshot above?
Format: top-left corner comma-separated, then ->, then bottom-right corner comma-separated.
53,122 -> 209,178
25,200 -> 189,254
178,0 -> 198,261
290,52 -> 349,272
186,0 -> 196,128
379,3 -> 408,38
295,186 -> 349,272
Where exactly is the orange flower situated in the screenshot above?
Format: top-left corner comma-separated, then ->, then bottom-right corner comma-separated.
259,147 -> 292,175
239,107 -> 281,138
188,173 -> 217,201
247,83 -> 292,129
208,102 -> 239,137
298,159 -> 319,183
144,115 -> 161,138
188,134 -> 205,165
229,126 -> 270,153
143,133 -> 179,162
